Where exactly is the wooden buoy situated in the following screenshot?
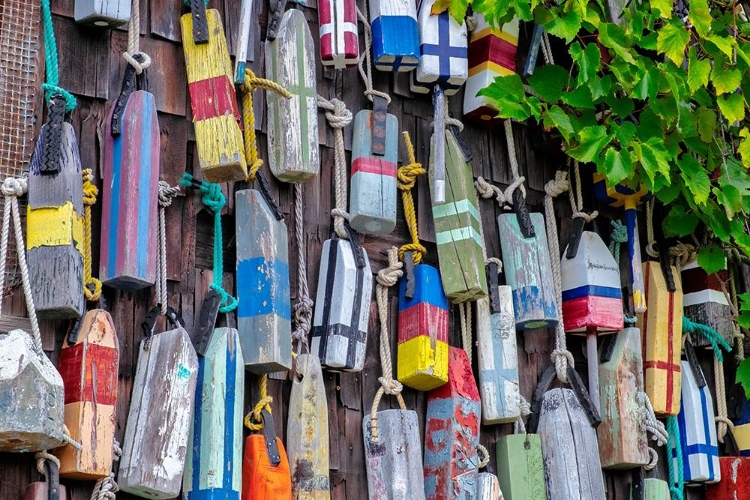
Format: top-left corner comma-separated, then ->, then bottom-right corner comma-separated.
183,327 -> 244,499
477,472 -> 504,499
119,318 -> 199,498
476,283 -> 519,424
74,0 -> 130,27
424,346 -> 480,499
27,122 -> 84,319
349,110 -> 398,236
0,329 -> 64,452
101,89 -> 159,290
363,409 -> 426,499
597,327 -> 649,469
266,9 -> 319,183
495,433 -> 547,500
638,261 -> 683,416
369,0 -> 420,72
411,0 -> 468,95
397,263 -> 449,391
311,236 -> 373,371
235,188 -> 292,374
498,212 -> 557,329
537,388 -> 606,499
681,257 -> 733,346
242,433 -> 293,498
318,0 -> 358,68
429,129 -> 487,303
24,460 -> 68,500
55,310 -> 119,479
677,358 -> 720,483
733,399 -> 750,455
234,0 -> 254,83
463,13 -> 518,125
287,353 -> 331,498
181,8 -> 246,183
706,457 -> 750,499
638,478 -> 669,499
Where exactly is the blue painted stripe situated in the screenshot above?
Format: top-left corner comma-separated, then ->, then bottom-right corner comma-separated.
677,402 -> 692,480
191,356 -> 206,493
223,336 -> 237,491
106,120 -> 123,280
698,386 -> 716,480
372,16 -> 420,70
420,12 -> 467,79
561,285 -> 622,301
237,257 -> 291,320
187,490 -> 240,500
136,96 -> 153,279
398,264 -> 449,311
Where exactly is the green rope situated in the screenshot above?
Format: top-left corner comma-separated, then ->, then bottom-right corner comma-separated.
39,0 -> 76,111
180,173 -> 238,313
182,0 -> 210,7
666,416 -> 684,500
608,219 -> 628,263
683,316 -> 732,362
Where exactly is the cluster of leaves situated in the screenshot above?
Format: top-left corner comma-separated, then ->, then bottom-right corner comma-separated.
448,0 -> 750,268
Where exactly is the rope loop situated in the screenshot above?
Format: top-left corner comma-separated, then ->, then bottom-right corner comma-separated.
475,176 -> 507,206
318,95 -> 353,239
514,395 -> 532,434
355,5 -> 392,105
669,242 -> 697,268
244,374 -> 273,431
568,162 -> 597,222
155,181 -> 181,314
477,444 -> 490,469
683,316 -> 732,360
82,170 -> 102,302
122,52 -> 152,74
397,132 -> 427,264
35,451 -> 60,476
292,184 -> 314,353
317,96 -> 353,129
42,86 -> 77,113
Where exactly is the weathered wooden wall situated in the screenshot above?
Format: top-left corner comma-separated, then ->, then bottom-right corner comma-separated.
0,1 -> 742,498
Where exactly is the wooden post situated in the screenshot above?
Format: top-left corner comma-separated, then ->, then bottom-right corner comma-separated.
429,129 -> 487,303
476,285 -> 519,424
706,457 -> 750,499
638,261 -> 683,416
681,257 -> 733,346
363,409 -> 425,499
638,479 -> 669,499
498,212 -> 558,329
597,327 -> 649,469
266,9 -> 319,183
349,110 -> 398,236
369,0 -> 420,72
242,434 -> 293,497
397,263 -> 449,391
424,347 -> 480,499
0,329 -> 64,452
55,310 -> 119,479
538,388 -> 606,499
101,90 -> 160,291
235,189 -> 292,373
119,326 -> 198,499
463,13 -> 518,125
677,358 -> 720,484
27,122 -> 85,319
311,237 -> 373,372
287,353 -> 331,498
477,472 -> 503,499
318,0 -> 359,68
496,434 -> 547,500
411,0 -> 468,95
74,0 -> 130,27
181,9 -> 246,183
183,328 -> 244,498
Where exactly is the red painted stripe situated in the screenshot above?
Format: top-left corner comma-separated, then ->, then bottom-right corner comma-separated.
58,343 -> 119,406
321,34 -> 333,60
351,157 -> 397,177
344,0 -> 356,24
682,266 -> 727,294
468,35 -> 517,73
561,296 -> 623,332
344,32 -> 359,59
398,303 -> 449,343
429,347 -> 480,401
318,0 -> 331,25
666,285 -> 675,411
188,75 -> 241,123
643,360 -> 681,371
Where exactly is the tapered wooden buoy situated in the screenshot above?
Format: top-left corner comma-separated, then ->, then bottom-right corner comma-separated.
235,188 -> 292,373
242,434 -> 293,498
0,329 -> 64,452
706,456 -> 750,499
397,263 -> 449,391
318,0 -> 359,68
496,434 -> 547,500
183,327 -> 244,498
74,0 -> 130,27
24,460 -> 68,500
681,256 -> 733,346
363,409 -> 426,499
369,0 -> 420,72
27,122 -> 84,319
477,472 -> 504,499
424,347 -> 480,499
266,9 -> 319,183
56,310 -> 119,479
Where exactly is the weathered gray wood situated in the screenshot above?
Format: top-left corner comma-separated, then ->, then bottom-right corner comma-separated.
119,327 -> 198,499
477,472 -> 503,500
495,434 -> 547,500
363,409 -> 425,500
74,0 -> 130,27
640,479 -> 669,499
0,329 -> 64,452
538,388 -> 605,500
681,257 -> 733,347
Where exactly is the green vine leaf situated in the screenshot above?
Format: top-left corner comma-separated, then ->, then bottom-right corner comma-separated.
570,42 -> 601,86
738,129 -> 750,167
706,35 -> 734,58
635,138 -> 672,189
695,108 -> 717,143
602,148 -> 632,185
543,105 -> 574,140
663,205 -> 700,237
477,75 -> 531,121
688,47 -> 711,92
657,20 -> 690,66
697,245 -> 727,274
711,66 -> 741,95
598,23 -> 636,65
542,9 -> 582,42
717,93 -> 746,123
678,154 -> 711,205
567,126 -> 612,162
688,0 -> 712,37
528,65 -> 569,102
650,0 -> 673,19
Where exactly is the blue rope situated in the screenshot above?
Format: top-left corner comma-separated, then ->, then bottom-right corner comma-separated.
183,0 -> 210,7
666,416 -> 684,500
683,316 -> 732,362
608,219 -> 628,263
39,0 -> 76,111
180,173 -> 238,313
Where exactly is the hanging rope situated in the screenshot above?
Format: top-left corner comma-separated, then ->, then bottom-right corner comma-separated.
541,30 -> 554,65
475,176 -> 509,207
35,451 -> 60,476
567,161 -> 598,223
89,440 -> 122,500
666,416 -> 685,500
179,173 -> 238,313
645,200 -> 660,259
714,354 -> 733,444
156,181 -> 180,315
608,220 -> 628,263
240,68 -> 291,181
639,391 -> 667,469
730,267 -> 745,362
669,242 -> 697,269
317,96 -> 353,239
513,394 -> 532,434
355,5 -> 392,105
502,120 -> 527,208
82,169 -> 102,302
244,374 -> 273,432
476,444 -> 490,469
683,316 -> 732,359
459,302 -> 473,362
543,170 -> 574,382
122,0 -> 151,74
397,132 -> 427,265
370,247 -> 406,443
292,184 -> 314,353
39,0 -> 76,110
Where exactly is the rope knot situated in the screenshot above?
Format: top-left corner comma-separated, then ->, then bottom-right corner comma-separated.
318,96 -> 352,129
571,209 -> 599,223
376,251 -> 403,288
485,257 -> 503,273
199,182 -> 226,214
378,376 -> 403,395
397,163 -> 425,191
292,296 -> 314,345
2,177 -> 27,198
397,243 -> 427,264
122,51 -> 152,74
82,169 -> 98,206
158,181 -> 180,207
610,220 -> 628,243
669,242 -> 697,268
503,176 -> 527,206
544,171 -> 569,197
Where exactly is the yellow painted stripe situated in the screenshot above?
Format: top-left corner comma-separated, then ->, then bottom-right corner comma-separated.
468,63 -> 515,78
27,202 -> 84,254
470,27 -> 519,45
397,336 -> 449,391
181,9 -> 234,83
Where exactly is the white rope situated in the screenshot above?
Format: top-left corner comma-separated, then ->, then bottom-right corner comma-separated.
156,181 -> 180,314
35,451 -> 60,475
640,391 -> 667,470
355,6 -> 391,105
459,302 -> 473,362
317,96 -> 353,239
645,200 -> 659,259
90,440 -> 122,500
568,161 -> 598,223
62,425 -> 83,450
543,171 -> 574,382
476,444 -> 490,469
503,120 -> 527,207
292,184 -> 313,352
122,0 -> 151,73
541,30 -> 554,65
0,177 -> 42,352
514,394 -> 532,434
714,355 -> 733,443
